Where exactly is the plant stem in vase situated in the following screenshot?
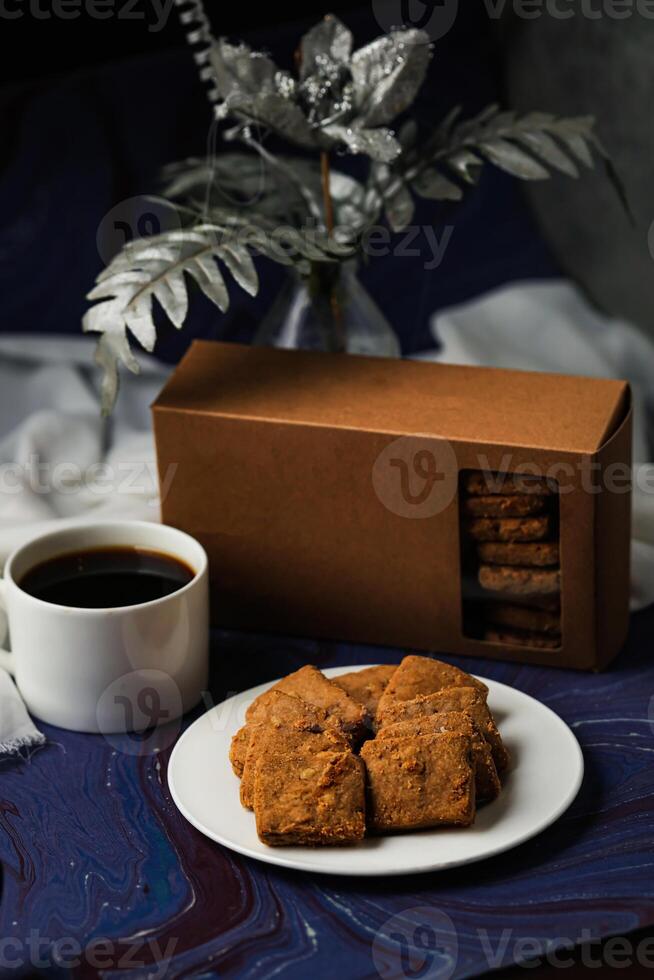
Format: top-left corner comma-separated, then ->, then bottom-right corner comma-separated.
320,149 -> 345,354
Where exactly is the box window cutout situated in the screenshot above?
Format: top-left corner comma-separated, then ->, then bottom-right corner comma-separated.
459,470 -> 561,651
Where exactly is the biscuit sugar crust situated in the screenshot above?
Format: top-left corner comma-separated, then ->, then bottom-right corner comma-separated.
378,711 -> 500,802
361,731 -> 475,831
254,729 -> 366,846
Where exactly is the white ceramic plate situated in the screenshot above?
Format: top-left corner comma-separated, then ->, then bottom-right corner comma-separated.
168,666 -> 583,876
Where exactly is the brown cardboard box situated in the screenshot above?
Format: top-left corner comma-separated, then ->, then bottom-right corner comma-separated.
152,340 -> 632,670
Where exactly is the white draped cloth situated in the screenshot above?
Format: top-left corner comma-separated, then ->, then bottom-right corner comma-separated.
0,335 -> 168,561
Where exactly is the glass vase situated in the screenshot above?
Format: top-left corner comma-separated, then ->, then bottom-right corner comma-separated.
254,261 -> 400,357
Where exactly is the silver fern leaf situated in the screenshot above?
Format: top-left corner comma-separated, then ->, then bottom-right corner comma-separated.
431,108 -> 605,183
83,227 -> 258,413
84,221 -> 356,412
373,106 -> 628,232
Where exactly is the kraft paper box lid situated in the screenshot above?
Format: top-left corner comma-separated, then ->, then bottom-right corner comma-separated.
153,341 -> 629,453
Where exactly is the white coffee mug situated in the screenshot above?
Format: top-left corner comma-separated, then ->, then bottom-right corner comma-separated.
0,521 -> 209,733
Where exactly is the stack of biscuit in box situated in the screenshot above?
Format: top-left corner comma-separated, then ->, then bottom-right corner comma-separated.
461,471 -> 561,650
229,656 -> 509,846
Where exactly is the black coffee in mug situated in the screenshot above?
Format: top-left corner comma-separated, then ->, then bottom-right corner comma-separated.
20,546 -> 195,608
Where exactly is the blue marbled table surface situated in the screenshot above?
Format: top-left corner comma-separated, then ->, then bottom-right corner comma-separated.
1,608 -> 654,980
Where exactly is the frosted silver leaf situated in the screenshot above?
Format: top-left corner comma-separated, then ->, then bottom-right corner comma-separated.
299,15 -> 353,80
412,169 -> 463,201
124,299 -> 157,351
351,29 -> 430,127
94,331 -> 140,416
384,182 -> 414,233
479,139 -> 550,180
322,124 -> 401,163
154,277 -> 188,329
218,244 -> 259,296
513,131 -> 579,178
187,255 -> 230,312
210,40 -> 279,100
236,92 -> 316,148
445,150 -> 483,185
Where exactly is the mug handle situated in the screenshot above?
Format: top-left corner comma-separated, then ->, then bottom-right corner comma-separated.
0,578 -> 15,675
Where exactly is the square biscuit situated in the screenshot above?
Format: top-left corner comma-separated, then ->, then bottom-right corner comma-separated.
464,471 -> 555,496
231,689 -> 329,777
479,564 -> 560,597
238,691 -> 335,809
464,516 -> 550,543
484,627 -> 562,651
377,686 -> 509,773
463,494 -> 548,518
361,732 -> 475,831
375,655 -> 487,725
332,664 -> 397,719
229,724 -> 251,778
485,601 -> 560,634
254,729 -> 366,846
246,665 -> 367,742
477,541 -> 559,568
377,711 -> 500,802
